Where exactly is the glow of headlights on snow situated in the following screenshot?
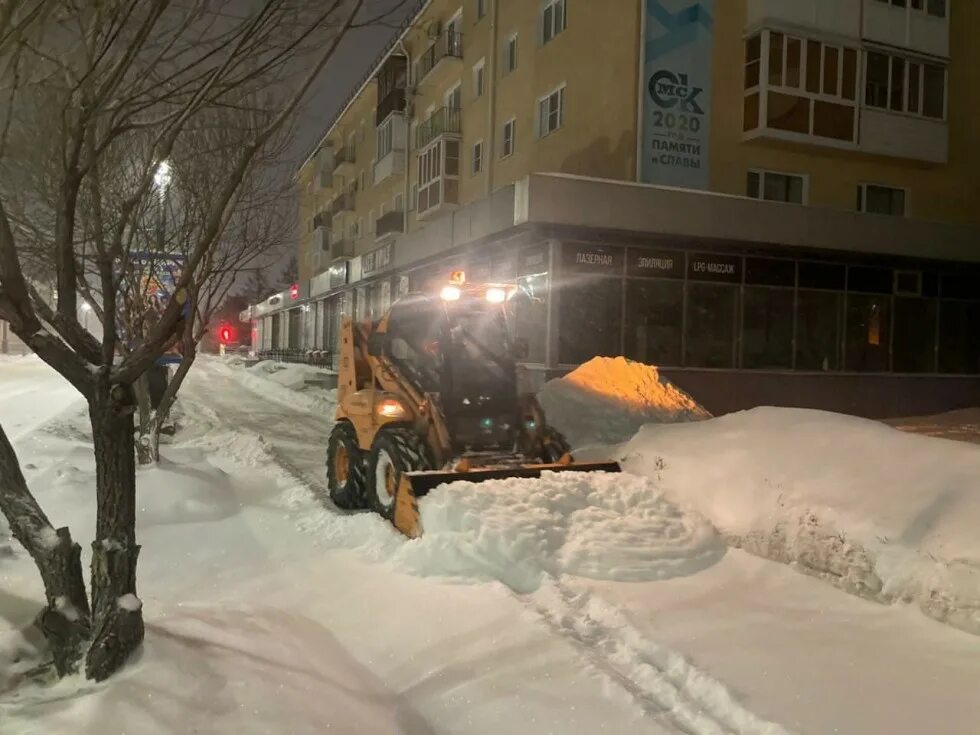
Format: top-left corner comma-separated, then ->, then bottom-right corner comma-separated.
485,287 -> 507,304
440,285 -> 462,301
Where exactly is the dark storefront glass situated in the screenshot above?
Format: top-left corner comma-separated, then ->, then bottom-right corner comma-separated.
938,300 -> 980,374
685,283 -> 737,368
514,245 -> 551,364
845,294 -> 891,371
624,280 -> 683,366
893,297 -> 937,373
795,289 -> 842,370
558,277 -> 622,364
742,287 -> 794,369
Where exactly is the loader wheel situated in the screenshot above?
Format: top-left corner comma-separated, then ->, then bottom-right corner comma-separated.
539,426 -> 572,463
327,421 -> 366,510
366,427 -> 432,518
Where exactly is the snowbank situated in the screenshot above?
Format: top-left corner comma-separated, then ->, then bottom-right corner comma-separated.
887,407 -> 980,445
383,471 -> 723,593
220,358 -> 336,414
539,357 -> 709,448
618,407 -> 980,635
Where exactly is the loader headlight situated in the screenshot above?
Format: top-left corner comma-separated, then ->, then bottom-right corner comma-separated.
377,398 -> 407,418
485,287 -> 507,304
440,285 -> 462,301
480,417 -> 494,431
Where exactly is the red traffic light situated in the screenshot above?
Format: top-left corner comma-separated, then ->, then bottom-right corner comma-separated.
218,324 -> 235,344
289,283 -> 299,300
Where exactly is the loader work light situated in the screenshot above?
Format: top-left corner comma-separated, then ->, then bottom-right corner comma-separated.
485,287 -> 507,304
440,285 -> 462,301
377,398 -> 407,418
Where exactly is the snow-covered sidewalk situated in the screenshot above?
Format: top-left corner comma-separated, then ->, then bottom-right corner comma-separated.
4,356 -> 980,734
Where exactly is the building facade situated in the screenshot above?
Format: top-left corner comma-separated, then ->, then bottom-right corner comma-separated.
246,0 -> 980,417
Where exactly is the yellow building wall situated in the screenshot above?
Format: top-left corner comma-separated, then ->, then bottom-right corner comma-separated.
709,0 -> 980,225
296,0 -> 979,285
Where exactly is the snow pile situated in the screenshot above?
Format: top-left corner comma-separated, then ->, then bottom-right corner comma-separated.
539,357 -> 709,448
387,471 -> 723,594
219,358 -> 336,414
619,407 -> 980,635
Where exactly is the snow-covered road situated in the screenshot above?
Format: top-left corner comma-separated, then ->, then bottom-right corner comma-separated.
2,356 -> 979,735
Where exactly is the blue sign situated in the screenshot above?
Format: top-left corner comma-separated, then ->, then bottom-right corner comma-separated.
640,0 -> 714,189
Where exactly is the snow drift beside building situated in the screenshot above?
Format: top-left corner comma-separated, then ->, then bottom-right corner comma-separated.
538,356 -> 710,448
618,407 -> 980,636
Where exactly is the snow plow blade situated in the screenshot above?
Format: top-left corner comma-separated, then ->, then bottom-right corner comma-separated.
392,461 -> 621,538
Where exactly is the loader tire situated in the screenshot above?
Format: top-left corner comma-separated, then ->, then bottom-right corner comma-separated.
367,427 -> 433,518
327,421 -> 367,510
539,426 -> 572,463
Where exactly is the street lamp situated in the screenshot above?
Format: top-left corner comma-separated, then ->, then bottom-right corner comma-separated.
153,159 -> 172,195
80,301 -> 91,332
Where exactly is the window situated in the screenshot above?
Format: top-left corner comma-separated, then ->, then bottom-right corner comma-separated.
685,283 -> 737,368
368,210 -> 375,236
417,139 -> 461,215
845,294 -> 891,371
747,170 -> 806,204
538,86 -> 564,137
445,83 -> 461,112
501,118 -> 516,157
893,297 -> 937,372
858,184 -> 907,216
476,0 -> 487,20
377,117 -> 394,158
472,140 -> 483,173
359,120 -> 366,142
624,280 -> 683,366
927,0 -> 946,16
542,0 -> 566,45
393,193 -> 404,212
939,300 -> 980,374
866,51 -> 946,120
742,288 -> 794,369
559,278 -> 622,364
473,59 -> 485,97
744,32 -> 858,142
505,34 -> 518,74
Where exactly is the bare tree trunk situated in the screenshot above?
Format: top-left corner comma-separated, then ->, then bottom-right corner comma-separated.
85,381 -> 144,682
134,375 -> 154,465
0,425 -> 90,676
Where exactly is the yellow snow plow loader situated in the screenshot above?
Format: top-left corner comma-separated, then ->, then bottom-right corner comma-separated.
326,275 -> 620,537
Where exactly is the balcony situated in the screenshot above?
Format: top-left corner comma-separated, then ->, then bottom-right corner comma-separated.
859,108 -> 947,164
330,237 -> 354,262
376,54 -> 408,125
375,210 -> 405,241
334,143 -> 356,170
373,113 -> 408,185
314,145 -> 335,186
416,106 -> 461,150
416,32 -> 463,85
313,224 -> 330,253
376,87 -> 406,127
330,196 -> 345,217
862,0 -> 949,58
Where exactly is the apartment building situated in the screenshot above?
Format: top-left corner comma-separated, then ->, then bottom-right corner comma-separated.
246,0 -> 980,416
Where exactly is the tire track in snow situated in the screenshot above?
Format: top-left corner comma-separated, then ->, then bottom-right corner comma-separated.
524,582 -> 793,735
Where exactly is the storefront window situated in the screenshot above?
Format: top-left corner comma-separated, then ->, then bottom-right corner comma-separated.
938,300 -> 980,374
558,276 -> 622,364
512,273 -> 548,363
795,289 -> 841,370
893,297 -> 937,373
845,294 -> 891,371
624,280 -> 683,366
685,283 -> 737,368
742,287 -> 794,369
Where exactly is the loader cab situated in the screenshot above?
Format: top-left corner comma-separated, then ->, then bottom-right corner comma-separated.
381,287 -> 523,451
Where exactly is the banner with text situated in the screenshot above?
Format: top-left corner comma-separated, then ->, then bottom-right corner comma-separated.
640,0 -> 714,189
